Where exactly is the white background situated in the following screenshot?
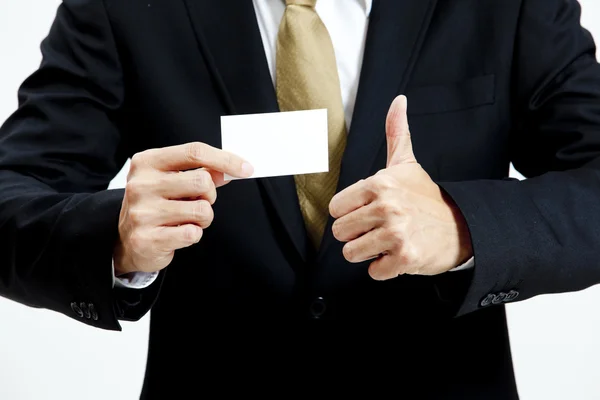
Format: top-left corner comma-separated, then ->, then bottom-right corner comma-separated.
1,1 -> 600,399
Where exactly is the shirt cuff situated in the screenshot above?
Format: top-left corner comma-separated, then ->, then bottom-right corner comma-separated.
111,258 -> 159,289
448,256 -> 474,272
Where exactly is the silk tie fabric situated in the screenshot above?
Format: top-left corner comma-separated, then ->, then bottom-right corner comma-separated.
276,0 -> 348,249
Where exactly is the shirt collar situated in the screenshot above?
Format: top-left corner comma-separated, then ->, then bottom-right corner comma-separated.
363,0 -> 373,16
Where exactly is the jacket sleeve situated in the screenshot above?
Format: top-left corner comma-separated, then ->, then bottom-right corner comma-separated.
434,0 -> 600,317
0,0 -> 163,331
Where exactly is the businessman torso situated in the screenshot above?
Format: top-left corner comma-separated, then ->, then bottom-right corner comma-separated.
3,0 -> 600,398
118,1 -> 518,397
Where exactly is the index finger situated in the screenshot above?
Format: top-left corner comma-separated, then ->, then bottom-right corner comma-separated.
329,179 -> 375,219
145,142 -> 254,178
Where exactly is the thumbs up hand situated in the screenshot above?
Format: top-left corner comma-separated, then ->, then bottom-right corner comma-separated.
329,95 -> 473,279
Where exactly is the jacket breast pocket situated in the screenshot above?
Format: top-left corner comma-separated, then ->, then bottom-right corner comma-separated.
405,74 -> 496,115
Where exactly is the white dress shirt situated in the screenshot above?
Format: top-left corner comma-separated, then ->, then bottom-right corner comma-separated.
114,0 -> 472,290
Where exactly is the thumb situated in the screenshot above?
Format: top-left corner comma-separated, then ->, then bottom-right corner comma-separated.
386,95 -> 416,167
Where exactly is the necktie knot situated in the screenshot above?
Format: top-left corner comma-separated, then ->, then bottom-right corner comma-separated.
285,0 -> 316,7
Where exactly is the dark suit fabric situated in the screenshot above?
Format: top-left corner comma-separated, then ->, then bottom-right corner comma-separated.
1,0 -> 600,398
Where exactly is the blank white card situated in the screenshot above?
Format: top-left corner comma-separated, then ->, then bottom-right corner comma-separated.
221,109 -> 329,180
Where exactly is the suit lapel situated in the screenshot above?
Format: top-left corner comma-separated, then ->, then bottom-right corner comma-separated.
183,0 -> 310,262
182,0 -> 438,264
318,0 -> 439,262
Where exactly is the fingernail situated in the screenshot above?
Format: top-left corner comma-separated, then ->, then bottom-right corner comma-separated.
241,162 -> 254,177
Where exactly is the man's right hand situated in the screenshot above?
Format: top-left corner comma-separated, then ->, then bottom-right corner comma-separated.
113,142 -> 254,276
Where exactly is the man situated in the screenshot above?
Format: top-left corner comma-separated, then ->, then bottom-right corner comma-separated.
1,0 -> 600,398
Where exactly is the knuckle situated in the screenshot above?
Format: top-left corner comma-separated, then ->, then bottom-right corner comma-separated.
374,174 -> 394,191
187,142 -> 207,163
130,150 -> 156,172
364,177 -> 379,195
190,203 -> 201,222
197,200 -> 214,226
388,226 -> 405,243
375,200 -> 395,217
399,246 -> 419,267
190,200 -> 201,219
183,226 -> 195,242
126,180 -> 141,199
126,165 -> 136,181
130,152 -> 146,170
126,178 -> 149,201
193,170 -> 210,191
224,152 -> 237,171
128,208 -> 148,225
365,175 -> 391,197
128,231 -> 147,251
183,225 -> 202,243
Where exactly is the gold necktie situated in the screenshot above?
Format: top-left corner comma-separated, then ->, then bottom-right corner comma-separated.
276,0 -> 348,249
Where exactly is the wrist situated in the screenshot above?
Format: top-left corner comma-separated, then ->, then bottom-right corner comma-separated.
113,242 -> 136,276
442,189 -> 473,267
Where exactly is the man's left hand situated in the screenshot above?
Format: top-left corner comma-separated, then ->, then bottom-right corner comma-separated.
329,95 -> 473,280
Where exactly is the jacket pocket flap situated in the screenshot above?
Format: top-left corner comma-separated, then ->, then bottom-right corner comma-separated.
405,74 -> 496,115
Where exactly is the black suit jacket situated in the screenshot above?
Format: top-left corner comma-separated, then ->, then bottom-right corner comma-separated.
2,0 -> 600,398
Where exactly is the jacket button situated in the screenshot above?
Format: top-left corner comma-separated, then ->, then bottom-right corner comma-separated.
309,297 -> 327,318
480,293 -> 496,307
80,302 -> 91,319
492,292 -> 507,305
71,302 -> 84,318
504,290 -> 519,302
89,304 -> 98,321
